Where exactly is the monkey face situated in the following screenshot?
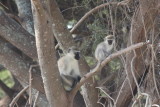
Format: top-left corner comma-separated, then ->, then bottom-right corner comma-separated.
74,51 -> 80,60
104,35 -> 115,46
68,46 -> 80,60
108,39 -> 113,45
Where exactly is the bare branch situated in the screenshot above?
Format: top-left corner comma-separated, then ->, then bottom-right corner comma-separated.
29,65 -> 39,106
70,0 -> 131,34
0,39 -> 44,93
31,0 -> 67,106
70,41 -> 149,97
98,72 -> 117,86
96,87 -> 115,104
49,1 -> 97,107
115,0 -> 160,106
0,10 -> 37,60
10,85 -> 29,107
7,13 -> 22,24
33,91 -> 39,107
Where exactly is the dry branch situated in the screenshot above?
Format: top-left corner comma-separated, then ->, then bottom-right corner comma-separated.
70,41 -> 149,98
0,39 -> 44,93
29,65 -> 39,106
0,10 -> 37,60
31,0 -> 67,106
33,91 -> 39,107
70,0 -> 130,34
50,0 -> 97,107
114,0 -> 160,106
9,85 -> 29,107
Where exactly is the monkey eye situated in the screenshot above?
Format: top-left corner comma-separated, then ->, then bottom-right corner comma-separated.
108,40 -> 113,45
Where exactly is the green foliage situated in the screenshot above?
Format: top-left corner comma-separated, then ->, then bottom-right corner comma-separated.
87,19 -> 108,35
85,56 -> 97,67
0,70 -> 14,98
109,58 -> 121,71
0,88 -> 5,99
67,20 -> 77,29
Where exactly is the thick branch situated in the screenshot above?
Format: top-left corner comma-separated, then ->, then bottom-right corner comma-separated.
0,39 -> 44,93
115,0 -> 160,106
31,0 -> 67,106
70,41 -> 149,97
15,0 -> 34,35
0,10 -> 37,60
49,0 -> 98,107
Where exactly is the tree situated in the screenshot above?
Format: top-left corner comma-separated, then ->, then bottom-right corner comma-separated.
0,0 -> 159,107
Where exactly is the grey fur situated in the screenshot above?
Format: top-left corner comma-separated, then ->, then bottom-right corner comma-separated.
95,35 -> 115,62
57,48 -> 81,91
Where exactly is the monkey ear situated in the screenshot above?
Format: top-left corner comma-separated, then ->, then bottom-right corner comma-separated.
104,37 -> 107,41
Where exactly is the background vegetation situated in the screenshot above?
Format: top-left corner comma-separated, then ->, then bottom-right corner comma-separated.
0,0 -> 159,107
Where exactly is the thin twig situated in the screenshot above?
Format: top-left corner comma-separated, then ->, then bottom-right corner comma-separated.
29,65 -> 39,106
0,2 -> 9,11
97,97 -> 106,107
132,93 -> 151,107
130,19 -> 140,95
33,91 -> 40,107
55,43 -> 59,50
124,55 -> 135,97
7,14 -> 22,25
151,45 -> 160,98
70,41 -> 149,98
152,104 -> 160,107
9,85 -> 29,107
114,77 -> 127,106
131,94 -> 143,107
96,87 -> 115,104
70,0 -> 130,33
98,72 -> 117,86
131,50 -> 140,94
108,1 -> 115,36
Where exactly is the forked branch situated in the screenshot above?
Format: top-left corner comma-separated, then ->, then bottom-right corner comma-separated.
70,41 -> 150,98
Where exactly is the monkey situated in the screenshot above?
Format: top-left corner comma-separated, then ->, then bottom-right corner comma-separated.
57,47 -> 81,91
95,35 -> 115,62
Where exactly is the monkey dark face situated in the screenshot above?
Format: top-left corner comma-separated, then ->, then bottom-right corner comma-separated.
74,51 -> 80,60
108,39 -> 113,45
68,46 -> 80,60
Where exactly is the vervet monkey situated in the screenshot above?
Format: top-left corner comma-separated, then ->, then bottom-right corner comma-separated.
57,47 -> 81,91
95,35 -> 115,62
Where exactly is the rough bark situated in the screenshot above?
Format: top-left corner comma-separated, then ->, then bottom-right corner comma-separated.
15,0 -> 34,35
31,0 -> 68,106
0,10 -> 37,60
0,39 -> 44,93
115,0 -> 160,106
50,1 -> 99,107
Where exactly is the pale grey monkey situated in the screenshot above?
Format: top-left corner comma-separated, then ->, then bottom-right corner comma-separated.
57,47 -> 81,91
95,35 -> 115,62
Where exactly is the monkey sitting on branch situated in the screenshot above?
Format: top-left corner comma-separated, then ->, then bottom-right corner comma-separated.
57,47 -> 81,91
95,35 -> 115,62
